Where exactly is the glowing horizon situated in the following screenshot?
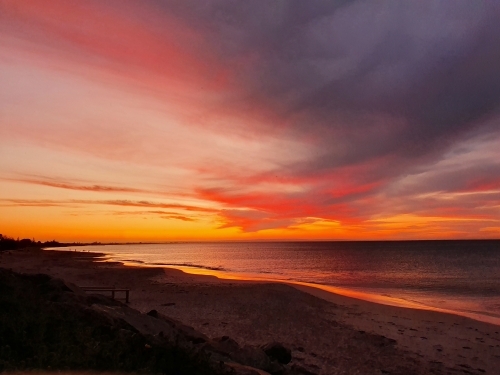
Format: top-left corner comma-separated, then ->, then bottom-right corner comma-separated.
1,1 -> 500,242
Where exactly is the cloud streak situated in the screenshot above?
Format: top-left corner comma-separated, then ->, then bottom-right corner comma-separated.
0,198 -> 217,213
3,177 -> 149,194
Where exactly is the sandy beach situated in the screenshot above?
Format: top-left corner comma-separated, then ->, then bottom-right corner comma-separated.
1,248 -> 499,375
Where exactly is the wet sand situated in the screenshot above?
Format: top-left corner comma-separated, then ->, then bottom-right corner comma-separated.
1,248 -> 499,375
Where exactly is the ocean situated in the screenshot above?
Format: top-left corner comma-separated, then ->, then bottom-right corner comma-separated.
55,240 -> 500,325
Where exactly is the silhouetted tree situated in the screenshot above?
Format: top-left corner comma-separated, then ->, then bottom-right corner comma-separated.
0,234 -> 18,251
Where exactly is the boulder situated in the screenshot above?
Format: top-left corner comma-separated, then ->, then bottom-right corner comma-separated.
261,342 -> 292,364
213,335 -> 242,355
210,337 -> 284,374
234,345 -> 272,371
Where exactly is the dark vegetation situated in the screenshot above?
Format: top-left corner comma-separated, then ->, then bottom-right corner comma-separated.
0,269 -> 300,375
0,268 -> 217,374
0,234 -> 96,251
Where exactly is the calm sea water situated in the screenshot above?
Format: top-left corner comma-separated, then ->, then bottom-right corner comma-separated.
57,240 -> 500,324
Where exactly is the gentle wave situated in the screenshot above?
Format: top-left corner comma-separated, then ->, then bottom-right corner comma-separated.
149,262 -> 226,271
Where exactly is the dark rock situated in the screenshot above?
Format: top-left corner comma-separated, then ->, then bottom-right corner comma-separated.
261,342 -> 292,364
209,337 -> 284,374
213,335 -> 242,355
234,345 -> 272,371
147,309 -> 159,318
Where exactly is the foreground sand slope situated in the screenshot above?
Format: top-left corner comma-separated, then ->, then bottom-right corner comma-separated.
1,248 -> 499,374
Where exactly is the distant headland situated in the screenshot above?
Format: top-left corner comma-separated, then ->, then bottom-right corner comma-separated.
0,234 -> 100,251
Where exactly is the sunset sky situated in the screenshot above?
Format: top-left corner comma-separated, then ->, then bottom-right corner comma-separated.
1,0 -> 500,241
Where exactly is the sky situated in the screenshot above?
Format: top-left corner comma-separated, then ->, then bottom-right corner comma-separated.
1,0 -> 500,242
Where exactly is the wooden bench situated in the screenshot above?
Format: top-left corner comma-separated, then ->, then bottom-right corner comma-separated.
80,286 -> 130,303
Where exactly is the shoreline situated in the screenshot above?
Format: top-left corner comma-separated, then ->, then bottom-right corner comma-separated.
2,247 -> 499,374
71,247 -> 500,327
140,262 -> 500,327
